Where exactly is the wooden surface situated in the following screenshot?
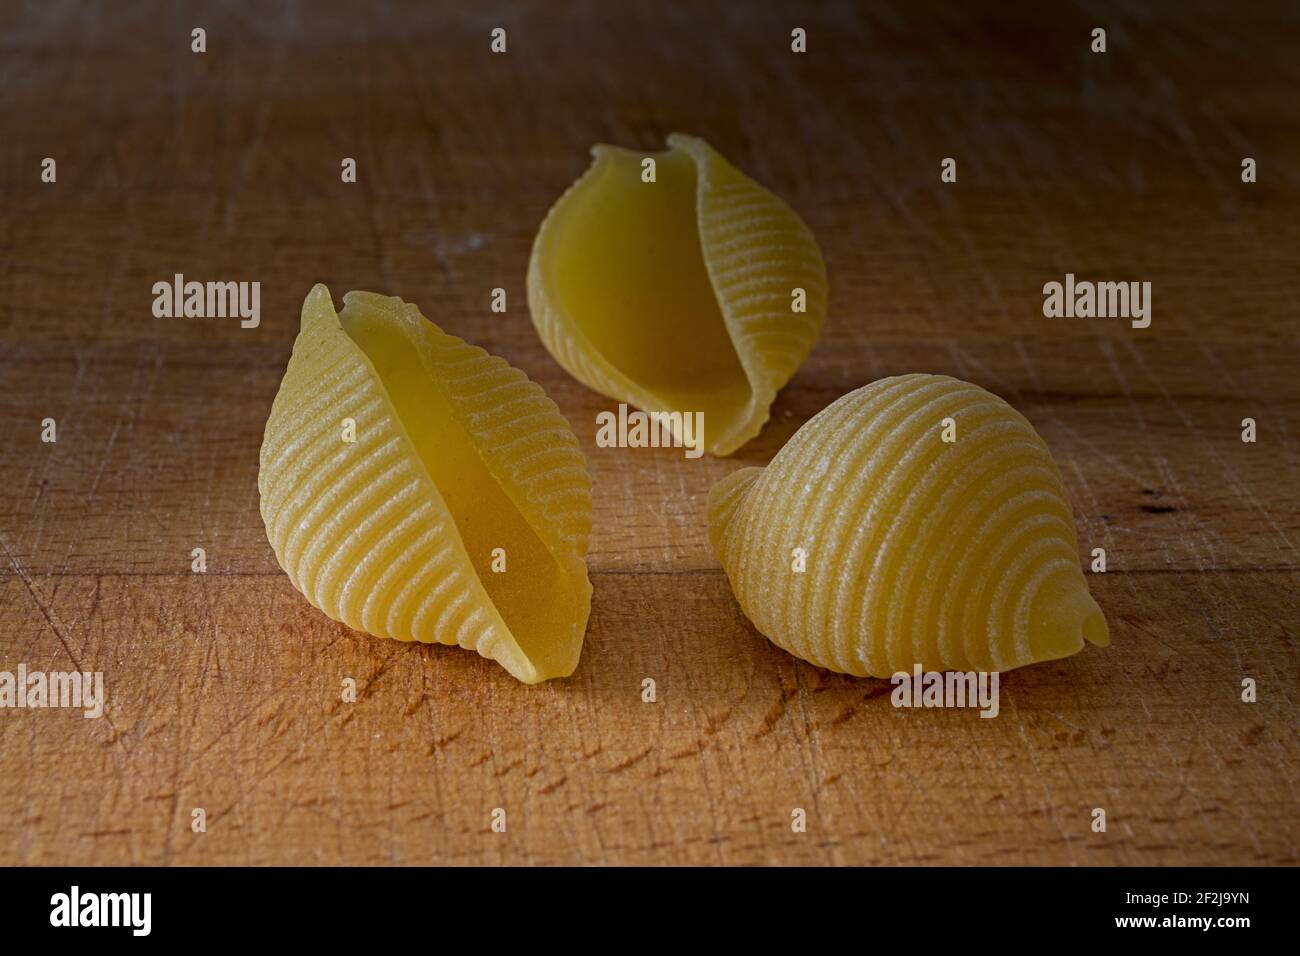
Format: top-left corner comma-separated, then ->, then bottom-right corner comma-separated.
1,1 -> 1297,866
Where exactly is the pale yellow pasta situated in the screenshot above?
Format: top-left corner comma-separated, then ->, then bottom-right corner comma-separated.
528,132 -> 827,455
258,285 -> 593,684
708,374 -> 1109,676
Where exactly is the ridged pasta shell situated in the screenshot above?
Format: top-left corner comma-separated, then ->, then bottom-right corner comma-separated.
708,374 -> 1110,677
528,132 -> 827,456
258,285 -> 593,684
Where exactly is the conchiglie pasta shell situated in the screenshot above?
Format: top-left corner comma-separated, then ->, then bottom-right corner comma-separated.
708,374 -> 1109,677
258,285 -> 593,684
528,132 -> 827,455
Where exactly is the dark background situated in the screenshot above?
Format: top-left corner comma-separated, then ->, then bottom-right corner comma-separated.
0,1 -> 1295,865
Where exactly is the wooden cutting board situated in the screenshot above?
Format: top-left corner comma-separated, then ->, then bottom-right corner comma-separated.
1,1 -> 1295,865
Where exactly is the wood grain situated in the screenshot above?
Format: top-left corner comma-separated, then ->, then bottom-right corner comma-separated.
1,0 -> 1296,865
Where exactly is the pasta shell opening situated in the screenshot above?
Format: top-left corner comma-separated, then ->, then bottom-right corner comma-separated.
259,285 -> 592,684
528,133 -> 827,455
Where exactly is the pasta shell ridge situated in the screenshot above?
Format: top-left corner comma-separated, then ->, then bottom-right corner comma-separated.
259,285 -> 593,684
708,374 -> 1109,678
528,132 -> 827,455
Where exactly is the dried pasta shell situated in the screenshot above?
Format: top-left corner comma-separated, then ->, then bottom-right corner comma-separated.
258,285 -> 593,684
528,132 -> 827,456
708,374 -> 1109,676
